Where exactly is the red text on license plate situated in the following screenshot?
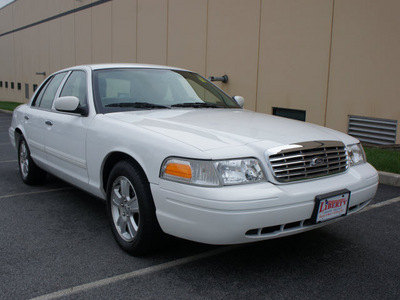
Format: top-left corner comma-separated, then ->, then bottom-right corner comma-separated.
316,192 -> 350,223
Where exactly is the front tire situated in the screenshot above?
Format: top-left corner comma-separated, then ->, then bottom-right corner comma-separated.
106,160 -> 161,256
18,136 -> 46,185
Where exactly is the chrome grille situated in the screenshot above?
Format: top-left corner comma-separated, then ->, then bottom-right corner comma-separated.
267,141 -> 349,182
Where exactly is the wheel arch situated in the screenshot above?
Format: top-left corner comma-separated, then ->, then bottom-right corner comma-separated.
102,151 -> 149,194
14,127 -> 23,145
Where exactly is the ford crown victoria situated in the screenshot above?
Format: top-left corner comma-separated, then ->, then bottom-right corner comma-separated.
9,64 -> 379,255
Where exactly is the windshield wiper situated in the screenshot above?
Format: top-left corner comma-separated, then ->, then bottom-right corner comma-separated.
105,102 -> 170,109
171,102 -> 225,108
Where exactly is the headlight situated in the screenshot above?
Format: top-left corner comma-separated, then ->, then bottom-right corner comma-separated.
213,159 -> 264,185
347,143 -> 366,166
160,157 -> 265,186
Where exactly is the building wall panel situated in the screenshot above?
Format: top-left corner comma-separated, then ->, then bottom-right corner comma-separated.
48,19 -> 62,73
0,35 -> 14,101
167,0 -> 207,75
206,0 -> 260,111
257,0 -> 333,126
111,0 -> 137,63
92,2 -> 112,63
326,0 -> 400,142
136,0 -> 167,65
13,31 -> 24,100
75,8 -> 92,65
0,5 -> 13,32
60,15 -> 76,70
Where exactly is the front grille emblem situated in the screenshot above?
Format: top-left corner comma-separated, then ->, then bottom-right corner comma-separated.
310,157 -> 325,167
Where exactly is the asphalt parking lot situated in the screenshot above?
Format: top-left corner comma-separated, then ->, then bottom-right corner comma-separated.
1,110 -> 399,300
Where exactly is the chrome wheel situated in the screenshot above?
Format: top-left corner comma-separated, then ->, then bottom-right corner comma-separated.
19,140 -> 29,179
17,136 -> 46,185
106,161 -> 162,255
110,176 -> 140,242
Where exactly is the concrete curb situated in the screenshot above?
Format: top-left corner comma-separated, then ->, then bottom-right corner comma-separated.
0,109 -> 13,114
379,171 -> 400,187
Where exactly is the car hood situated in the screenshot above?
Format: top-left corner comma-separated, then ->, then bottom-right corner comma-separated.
105,109 -> 357,152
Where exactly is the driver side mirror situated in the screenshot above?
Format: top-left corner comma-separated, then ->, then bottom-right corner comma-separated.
233,96 -> 245,108
54,96 -> 88,116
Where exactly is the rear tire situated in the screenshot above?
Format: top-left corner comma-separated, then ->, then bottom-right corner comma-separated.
106,160 -> 161,256
18,136 -> 47,185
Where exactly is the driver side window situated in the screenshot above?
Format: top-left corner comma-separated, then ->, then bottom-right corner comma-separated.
60,71 -> 87,106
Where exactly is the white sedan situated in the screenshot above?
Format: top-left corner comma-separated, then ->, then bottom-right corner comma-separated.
9,64 -> 378,255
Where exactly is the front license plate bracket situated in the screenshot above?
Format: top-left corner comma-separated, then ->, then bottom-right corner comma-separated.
311,189 -> 351,224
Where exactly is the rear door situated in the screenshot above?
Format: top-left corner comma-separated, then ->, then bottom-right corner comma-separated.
24,72 -> 67,167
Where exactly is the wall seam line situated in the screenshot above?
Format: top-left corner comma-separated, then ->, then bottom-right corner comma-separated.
324,0 -> 335,127
135,0 -> 138,62
254,0 -> 263,112
166,0 -> 169,65
204,0 -> 209,77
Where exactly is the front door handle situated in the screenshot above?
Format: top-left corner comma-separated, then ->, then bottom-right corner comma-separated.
24,115 -> 29,120
45,120 -> 53,126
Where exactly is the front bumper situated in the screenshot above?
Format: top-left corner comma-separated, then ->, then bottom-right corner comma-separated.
151,163 -> 378,245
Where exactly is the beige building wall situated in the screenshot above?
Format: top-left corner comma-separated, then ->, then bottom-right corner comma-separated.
326,0 -> 400,143
206,0 -> 261,111
257,0 -> 333,126
137,0 -> 168,65
111,0 -> 137,63
0,0 -> 399,143
167,0 -> 207,75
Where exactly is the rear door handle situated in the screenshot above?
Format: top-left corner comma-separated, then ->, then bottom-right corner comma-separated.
45,120 -> 53,126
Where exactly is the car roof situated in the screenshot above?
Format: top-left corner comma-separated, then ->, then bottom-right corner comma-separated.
60,63 -> 189,72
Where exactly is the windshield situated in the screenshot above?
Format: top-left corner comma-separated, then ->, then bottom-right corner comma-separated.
93,68 -> 241,113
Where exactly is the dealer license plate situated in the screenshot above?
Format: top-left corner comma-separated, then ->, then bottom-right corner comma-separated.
312,189 -> 350,223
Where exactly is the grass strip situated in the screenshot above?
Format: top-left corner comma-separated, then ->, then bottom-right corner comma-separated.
364,147 -> 400,174
0,101 -> 22,111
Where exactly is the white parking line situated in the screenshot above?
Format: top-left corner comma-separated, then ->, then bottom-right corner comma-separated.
30,245 -> 240,300
29,196 -> 400,300
360,196 -> 400,212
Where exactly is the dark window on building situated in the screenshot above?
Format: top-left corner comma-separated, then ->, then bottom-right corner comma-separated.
272,107 -> 306,122
25,84 -> 29,99
18,83 -> 21,90
5,82 -> 8,88
33,84 -> 38,92
11,82 -> 14,89
0,81 -> 2,88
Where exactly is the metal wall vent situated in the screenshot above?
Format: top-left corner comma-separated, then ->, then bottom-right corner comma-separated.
348,115 -> 398,145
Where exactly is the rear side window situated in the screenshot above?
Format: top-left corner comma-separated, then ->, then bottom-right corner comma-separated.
32,79 -> 52,107
35,73 -> 67,109
60,71 -> 87,106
